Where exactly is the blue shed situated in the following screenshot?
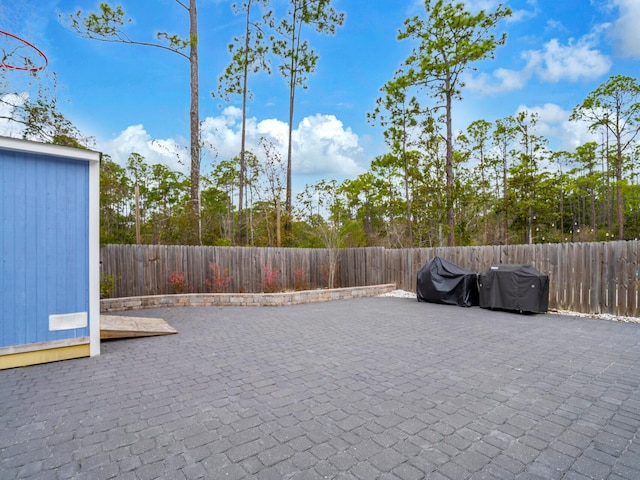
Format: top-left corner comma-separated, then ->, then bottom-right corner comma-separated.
0,136 -> 101,369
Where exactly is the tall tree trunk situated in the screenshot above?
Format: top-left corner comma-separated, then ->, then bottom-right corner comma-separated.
286,87 -> 294,238
606,131 -> 612,234
480,150 -> 487,245
445,89 -> 455,247
285,55 -> 295,241
189,0 -> 201,244
527,207 -> 533,244
590,168 -> 597,241
560,178 -> 564,238
503,152 -> 508,246
403,155 -> 412,246
282,16 -> 300,243
237,0 -> 251,245
402,132 -> 413,246
617,142 -> 624,239
276,197 -> 282,247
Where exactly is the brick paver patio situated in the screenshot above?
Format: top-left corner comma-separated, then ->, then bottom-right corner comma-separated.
2,297 -> 640,479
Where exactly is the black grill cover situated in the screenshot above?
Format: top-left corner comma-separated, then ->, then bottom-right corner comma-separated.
416,257 -> 479,307
478,264 -> 549,313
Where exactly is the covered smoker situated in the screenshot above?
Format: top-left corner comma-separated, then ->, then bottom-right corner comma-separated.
478,264 -> 549,313
416,256 -> 479,307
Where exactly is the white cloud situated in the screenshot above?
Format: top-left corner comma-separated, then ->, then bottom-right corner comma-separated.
201,110 -> 364,177
524,36 -> 611,83
461,0 -> 538,22
200,106 -> 243,161
255,118 -> 289,147
293,114 -> 362,175
102,111 -> 365,186
545,19 -> 567,33
464,28 -> 611,94
515,103 -> 598,151
609,0 -> 640,58
103,125 -> 188,173
464,66 -> 533,95
463,0 -> 501,11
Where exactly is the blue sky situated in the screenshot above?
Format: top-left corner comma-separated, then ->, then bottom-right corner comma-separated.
2,0 -> 640,194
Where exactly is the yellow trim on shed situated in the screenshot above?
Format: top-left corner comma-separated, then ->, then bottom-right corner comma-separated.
0,337 -> 91,370
0,344 -> 90,370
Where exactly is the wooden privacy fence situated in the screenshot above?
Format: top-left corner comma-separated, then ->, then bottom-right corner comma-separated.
386,242 -> 640,317
100,245 -> 387,298
101,241 -> 640,317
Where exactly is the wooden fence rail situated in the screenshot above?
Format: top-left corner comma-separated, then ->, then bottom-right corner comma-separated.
101,241 -> 640,317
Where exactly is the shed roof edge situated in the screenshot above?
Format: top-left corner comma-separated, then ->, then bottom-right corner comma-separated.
0,136 -> 101,162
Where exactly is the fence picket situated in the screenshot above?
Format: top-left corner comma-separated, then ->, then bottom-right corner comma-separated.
99,241 -> 640,316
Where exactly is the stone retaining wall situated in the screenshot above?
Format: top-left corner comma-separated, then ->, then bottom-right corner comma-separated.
100,284 -> 397,313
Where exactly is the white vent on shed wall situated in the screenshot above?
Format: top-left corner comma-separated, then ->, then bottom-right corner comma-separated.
49,312 -> 88,331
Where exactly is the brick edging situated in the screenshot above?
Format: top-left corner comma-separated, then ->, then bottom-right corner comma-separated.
100,284 -> 397,313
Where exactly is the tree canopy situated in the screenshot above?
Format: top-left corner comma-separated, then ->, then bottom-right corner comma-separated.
397,0 -> 512,246
3,2 -> 637,249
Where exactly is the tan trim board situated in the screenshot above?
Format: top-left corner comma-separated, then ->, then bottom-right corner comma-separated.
0,344 -> 90,370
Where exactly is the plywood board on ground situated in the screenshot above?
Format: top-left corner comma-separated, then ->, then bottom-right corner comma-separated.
100,315 -> 178,339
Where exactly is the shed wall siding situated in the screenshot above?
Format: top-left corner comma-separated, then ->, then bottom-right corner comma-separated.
1,149 -> 90,348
